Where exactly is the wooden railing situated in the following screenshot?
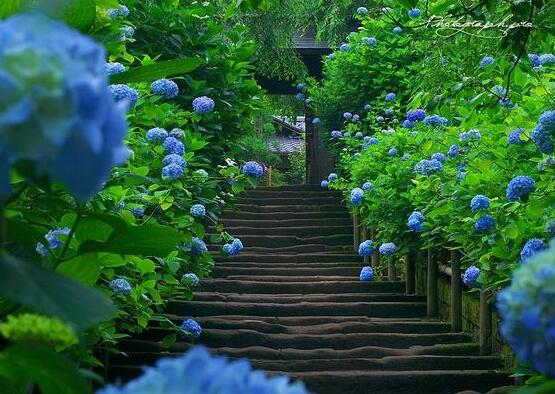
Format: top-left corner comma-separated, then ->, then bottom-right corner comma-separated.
352,214 -> 493,355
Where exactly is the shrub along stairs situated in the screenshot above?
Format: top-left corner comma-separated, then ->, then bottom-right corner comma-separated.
106,185 -> 511,394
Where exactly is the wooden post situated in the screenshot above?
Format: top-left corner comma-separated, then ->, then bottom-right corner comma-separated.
451,249 -> 462,332
353,214 -> 359,252
388,259 -> 396,281
406,253 -> 416,295
361,227 -> 369,264
370,229 -> 379,269
427,247 -> 438,318
266,166 -> 273,187
480,291 -> 492,355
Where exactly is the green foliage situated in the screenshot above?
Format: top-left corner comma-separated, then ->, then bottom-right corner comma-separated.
0,314 -> 78,350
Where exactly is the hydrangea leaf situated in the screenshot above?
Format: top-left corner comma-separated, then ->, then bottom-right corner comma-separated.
0,344 -> 90,394
110,58 -> 205,84
0,253 -> 115,332
56,253 -> 102,286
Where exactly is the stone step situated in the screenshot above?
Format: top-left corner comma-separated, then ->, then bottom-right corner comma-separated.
255,185 -> 325,191
220,217 -> 352,228
214,252 -> 360,263
220,275 -> 365,282
209,225 -> 353,236
244,190 -> 341,198
166,300 -> 427,318
234,204 -> 347,213
198,279 -> 406,294
210,234 -> 354,248
212,266 -> 363,277
190,293 -> 424,304
214,262 -> 363,269
212,244 -> 354,255
223,211 -> 349,220
237,197 -> 343,206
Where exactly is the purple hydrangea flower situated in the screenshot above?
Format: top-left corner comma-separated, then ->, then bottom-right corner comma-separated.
448,144 -> 460,158
402,120 -> 415,128
508,128 -> 524,145
529,53 -> 540,67
431,153 -> 446,163
408,8 -> 421,18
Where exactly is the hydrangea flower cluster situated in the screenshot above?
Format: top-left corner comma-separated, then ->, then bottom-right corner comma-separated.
362,37 -> 377,46
0,14 -> 131,201
355,132 -> 363,139
388,148 -> 398,156
190,204 -> 206,218
459,129 -> 481,142
402,120 -> 414,128
385,92 -> 396,101
223,238 -> 244,256
358,240 -> 373,257
312,117 -> 321,124
107,5 -> 130,19
296,83 -> 305,91
352,114 -> 360,122
364,104 -> 372,111
190,237 -> 208,254
414,159 -> 443,175
343,112 -> 353,120
470,195 -> 490,212
506,175 -> 535,201
242,161 -> 264,177
105,62 -> 125,75
531,110 -> 555,154
295,92 -> 304,101
408,8 -> 421,18
462,266 -> 480,287
384,109 -> 395,117
340,44 -> 350,51
192,96 -> 215,113
406,109 -> 426,122
320,180 -> 329,188
480,56 -> 494,68
539,54 -> 555,65
357,7 -> 368,15
475,215 -> 495,232
182,273 -> 200,287
109,84 -> 139,107
181,318 -> 202,339
120,26 -> 135,39
448,144 -> 460,158
328,173 -> 338,181
376,116 -> 385,123
151,79 -> 179,99
529,53 -> 541,67
379,242 -> 397,255
402,153 -> 410,160
520,238 -> 547,262
423,115 -> 449,127
330,130 -> 342,139
407,211 -> 424,232
97,346 -> 311,394
350,188 -> 364,206
362,181 -> 372,191
36,228 -> 71,257
364,137 -> 379,147
359,266 -> 374,281
497,243 -> 555,377
146,127 -> 169,143
110,278 -> 132,296
130,207 -> 145,218
431,153 -> 446,163
393,26 -> 403,34
353,153 -> 361,159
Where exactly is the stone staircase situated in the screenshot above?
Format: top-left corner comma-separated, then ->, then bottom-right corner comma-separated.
106,184 -> 512,394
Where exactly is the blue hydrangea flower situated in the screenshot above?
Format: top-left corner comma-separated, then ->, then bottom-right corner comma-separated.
37,227 -> 71,255
460,129 -> 481,142
110,278 -> 132,296
385,92 -> 396,101
96,346 -> 311,394
130,207 -> 145,218
182,273 -> 200,287
340,44 -> 350,51
547,221 -> 555,238
169,128 -> 184,139
330,130 -> 342,139
388,148 -> 398,156
357,6 -> 368,15
506,175 -> 535,201
107,5 -> 130,19
352,114 -> 360,122
539,54 -> 555,65
379,242 -> 397,255
529,53 -> 540,67
192,96 -> 215,113
0,15 -> 132,200
105,62 -> 125,76
366,137 -> 378,145
531,126 -> 554,154
162,154 -> 187,169
414,159 -> 443,175
312,117 -> 321,124
180,318 -> 202,339
408,8 -> 421,18
462,266 -> 480,287
520,238 -> 547,262
350,188 -> 364,205
496,243 -> 555,377
539,110 -> 555,129
353,132 -> 362,139
353,153 -> 361,159
163,137 -> 185,155
480,56 -> 494,68
242,161 -> 264,177
190,237 -> 208,254
402,153 -> 410,160
343,112 -> 353,120
296,83 -> 305,91
362,37 -> 377,46
190,204 -> 206,218
475,215 -> 495,232
407,211 -> 424,232
431,153 -> 446,163
321,180 -> 329,188
508,128 -> 524,145
384,109 -> 395,117
376,116 -> 385,123
362,181 -> 372,191
343,132 -> 351,138
470,195 -> 490,212
393,26 -> 403,34
406,109 -> 426,122
295,93 -> 304,101
328,173 -> 338,181
120,26 -> 135,38
109,84 -> 138,108
494,85 -> 507,96
358,240 -> 373,257
161,163 -> 183,180
423,115 -> 449,127
448,144 -> 460,158
146,127 -> 168,143
359,266 -> 374,281
364,104 -> 372,111
327,54 -> 335,60
36,243 -> 49,257
223,238 -> 244,256
151,79 -> 179,99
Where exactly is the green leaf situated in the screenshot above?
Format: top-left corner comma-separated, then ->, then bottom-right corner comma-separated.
504,222 -> 520,240
56,253 -> 102,286
110,58 -> 204,84
0,0 -> 23,18
79,223 -> 183,256
0,344 -> 90,394
0,253 -> 115,332
160,333 -> 177,349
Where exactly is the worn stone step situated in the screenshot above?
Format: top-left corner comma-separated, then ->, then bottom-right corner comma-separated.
243,190 -> 341,198
209,225 -> 353,237
255,185 -> 325,191
210,234 -> 354,248
166,300 -> 426,318
220,217 -> 352,228
234,204 -> 347,213
237,197 -> 343,206
182,316 -> 450,334
220,275 -> 365,282
190,293 -> 424,304
212,266 -> 362,277
198,279 -> 406,294
212,244 -> 353,255
291,370 -> 513,394
223,211 -> 349,220
214,252 -> 360,263
214,261 -> 362,269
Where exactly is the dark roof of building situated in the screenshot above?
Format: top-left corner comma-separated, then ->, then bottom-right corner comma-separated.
268,135 -> 304,154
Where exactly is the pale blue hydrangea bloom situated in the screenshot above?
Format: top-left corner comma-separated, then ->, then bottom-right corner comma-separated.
192,96 -> 215,113
358,240 -> 373,257
463,266 -> 480,287
110,278 -> 132,296
151,79 -> 179,99
182,273 -> 200,287
190,204 -> 206,218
